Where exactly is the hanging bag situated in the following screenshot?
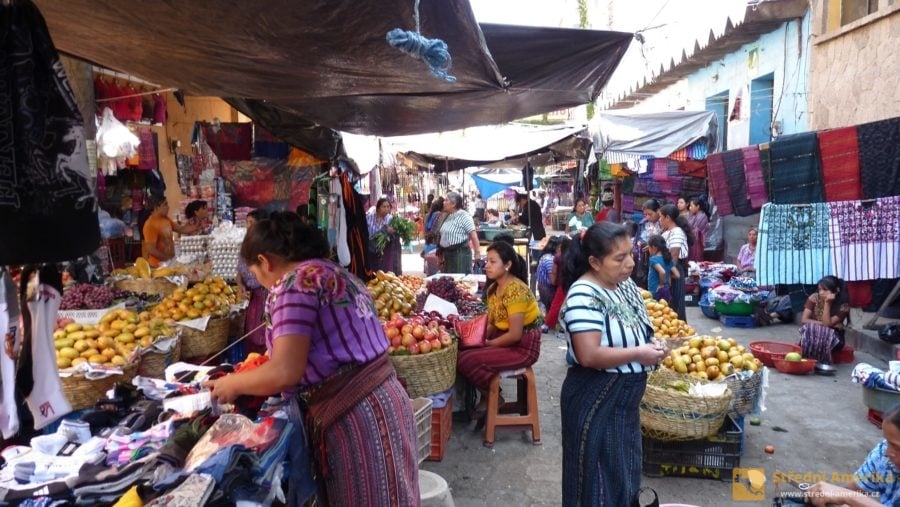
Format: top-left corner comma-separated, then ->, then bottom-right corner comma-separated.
0,0 -> 100,265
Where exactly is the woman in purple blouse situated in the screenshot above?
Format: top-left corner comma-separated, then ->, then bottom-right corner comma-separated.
205,212 -> 419,506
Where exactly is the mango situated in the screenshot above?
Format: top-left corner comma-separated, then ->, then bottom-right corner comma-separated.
97,336 -> 115,349
84,329 -> 101,339
54,338 -> 74,350
80,347 -> 99,358
64,323 -> 83,333
67,331 -> 86,341
59,347 -> 79,359
102,348 -> 117,359
71,357 -> 87,367
110,355 -> 127,366
134,326 -> 151,338
115,333 -> 135,344
73,340 -> 89,352
52,329 -> 67,341
123,323 -> 138,333
87,354 -> 107,364
57,357 -> 72,369
100,312 -> 117,324
110,320 -> 126,331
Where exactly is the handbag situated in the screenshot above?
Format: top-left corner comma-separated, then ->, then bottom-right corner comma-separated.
454,314 -> 488,349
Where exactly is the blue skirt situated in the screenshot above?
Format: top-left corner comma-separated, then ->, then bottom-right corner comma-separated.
561,365 -> 647,507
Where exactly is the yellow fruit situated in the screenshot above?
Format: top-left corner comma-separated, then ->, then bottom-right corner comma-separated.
135,257 -> 152,280
123,324 -> 138,333
71,357 -> 87,367
80,348 -> 99,358
110,320 -> 126,331
102,329 -> 119,338
115,333 -> 135,344
134,327 -> 150,338
74,340 -> 89,352
84,329 -> 101,339
673,356 -> 688,374
102,348 -> 117,359
59,347 -> 79,359
54,338 -> 74,350
64,323 -> 83,333
705,357 -> 720,366
110,355 -> 126,366
140,336 -> 153,347
717,351 -> 729,364
52,329 -> 67,340
97,336 -> 115,349
88,354 -> 107,364
57,357 -> 72,369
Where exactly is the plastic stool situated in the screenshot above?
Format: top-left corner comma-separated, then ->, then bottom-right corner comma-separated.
483,366 -> 541,447
832,345 -> 854,364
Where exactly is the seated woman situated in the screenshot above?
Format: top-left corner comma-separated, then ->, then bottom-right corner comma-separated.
457,241 -> 541,421
737,226 -> 758,276
804,404 -> 900,506
799,275 -> 850,364
484,208 -> 504,227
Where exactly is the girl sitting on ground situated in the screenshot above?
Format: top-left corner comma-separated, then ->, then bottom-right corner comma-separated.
799,275 -> 851,364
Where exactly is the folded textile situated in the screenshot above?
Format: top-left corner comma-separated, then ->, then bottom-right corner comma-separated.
851,363 -> 900,392
705,153 -> 733,216
857,117 -> 900,199
817,126 -> 862,202
146,473 -> 215,507
71,454 -> 157,499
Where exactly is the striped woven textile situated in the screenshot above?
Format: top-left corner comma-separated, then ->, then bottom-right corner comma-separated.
768,132 -> 825,205
857,117 -> 900,199
651,158 -> 673,182
706,152 -> 733,216
817,126 -> 862,202
723,149 -> 753,216
741,145 -> 769,209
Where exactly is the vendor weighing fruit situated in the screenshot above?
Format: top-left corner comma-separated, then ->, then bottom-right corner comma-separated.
141,194 -> 202,267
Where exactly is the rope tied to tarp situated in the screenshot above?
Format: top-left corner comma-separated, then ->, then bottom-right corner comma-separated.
386,0 -> 456,82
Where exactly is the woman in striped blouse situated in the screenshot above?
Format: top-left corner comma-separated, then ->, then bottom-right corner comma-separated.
439,191 -> 480,274
658,204 -> 694,321
560,222 -> 666,506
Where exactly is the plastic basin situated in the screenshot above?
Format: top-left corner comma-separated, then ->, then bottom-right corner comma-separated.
774,358 -> 816,375
715,301 -> 754,316
862,386 -> 900,413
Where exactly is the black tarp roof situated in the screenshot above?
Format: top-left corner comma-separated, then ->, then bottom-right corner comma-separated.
34,0 -> 632,160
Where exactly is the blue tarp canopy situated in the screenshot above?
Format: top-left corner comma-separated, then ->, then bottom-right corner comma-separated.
470,169 -> 523,199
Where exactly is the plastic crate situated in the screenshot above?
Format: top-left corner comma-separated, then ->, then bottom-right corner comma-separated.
720,315 -> 756,328
427,394 -> 453,462
642,415 -> 743,482
868,409 -> 884,429
833,345 -> 854,364
412,397 -> 433,465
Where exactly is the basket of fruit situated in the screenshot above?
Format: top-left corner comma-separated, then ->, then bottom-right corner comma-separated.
136,335 -> 181,379
640,291 -> 696,340
112,258 -> 184,297
640,368 -> 732,441
149,277 -> 239,360
54,314 -> 143,411
385,312 -> 459,398
367,271 -> 418,321
749,341 -> 801,368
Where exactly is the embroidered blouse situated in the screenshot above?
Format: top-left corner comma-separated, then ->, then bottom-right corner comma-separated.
486,277 -> 540,331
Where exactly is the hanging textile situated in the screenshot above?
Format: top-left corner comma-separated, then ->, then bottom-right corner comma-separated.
722,149 -> 753,217
705,153 -> 733,217
759,144 -> 774,203
756,203 -> 832,286
817,126 -> 862,202
0,0 -> 101,265
0,270 -> 20,439
340,169 -> 372,281
768,132 -> 825,205
857,117 -> 900,199
254,125 -> 290,159
741,146 -> 768,209
199,122 -> 252,161
137,127 -> 158,170
828,196 -> 900,282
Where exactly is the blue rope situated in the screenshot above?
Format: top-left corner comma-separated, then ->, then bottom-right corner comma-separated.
386,28 -> 456,82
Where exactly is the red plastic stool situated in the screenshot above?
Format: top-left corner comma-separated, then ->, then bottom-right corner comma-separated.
868,409 -> 884,429
832,346 -> 855,364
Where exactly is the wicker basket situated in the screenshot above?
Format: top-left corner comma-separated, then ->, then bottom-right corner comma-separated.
114,278 -> 179,297
390,341 -> 458,398
137,337 -> 182,379
723,369 -> 763,417
180,317 -> 231,360
640,369 -> 732,441
228,310 -> 247,339
61,361 -> 139,411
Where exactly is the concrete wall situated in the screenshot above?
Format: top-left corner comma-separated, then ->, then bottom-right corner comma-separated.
808,1 -> 900,130
626,12 -> 812,150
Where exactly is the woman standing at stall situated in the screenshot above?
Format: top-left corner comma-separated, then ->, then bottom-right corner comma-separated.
366,198 -> 402,274
439,192 -> 480,274
687,197 -> 709,263
560,222 -> 666,507
236,209 -> 270,355
457,241 -> 542,418
566,199 -> 594,234
204,212 -> 419,506
183,200 -> 212,235
658,204 -> 693,321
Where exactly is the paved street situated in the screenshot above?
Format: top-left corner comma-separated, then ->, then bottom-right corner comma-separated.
420,302 -> 888,507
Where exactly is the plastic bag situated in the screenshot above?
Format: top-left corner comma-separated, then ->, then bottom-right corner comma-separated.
454,314 -> 488,349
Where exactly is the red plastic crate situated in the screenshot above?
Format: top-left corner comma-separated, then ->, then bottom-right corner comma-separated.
833,345 -> 854,364
427,394 -> 453,462
868,409 -> 884,429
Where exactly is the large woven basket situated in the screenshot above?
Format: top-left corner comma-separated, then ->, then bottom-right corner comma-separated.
61,361 -> 139,411
640,369 -> 732,441
390,340 -> 458,398
137,337 -> 182,379
180,317 -> 231,360
114,278 -> 179,297
724,369 -> 764,418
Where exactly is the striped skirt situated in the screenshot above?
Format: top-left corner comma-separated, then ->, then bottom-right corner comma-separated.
561,366 -> 647,507
671,262 -> 687,321
799,322 -> 844,364
321,375 -> 420,506
457,326 -> 542,391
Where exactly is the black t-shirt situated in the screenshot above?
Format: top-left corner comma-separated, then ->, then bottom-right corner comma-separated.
517,199 -> 546,241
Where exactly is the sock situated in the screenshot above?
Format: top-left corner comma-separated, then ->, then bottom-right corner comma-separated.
59,420 -> 92,444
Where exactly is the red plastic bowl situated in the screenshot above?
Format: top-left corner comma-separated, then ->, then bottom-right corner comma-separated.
749,341 -> 802,368
774,358 -> 817,375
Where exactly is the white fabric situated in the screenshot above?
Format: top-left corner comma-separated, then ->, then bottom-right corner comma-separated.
593,110 -> 719,157
335,181 -> 351,267
828,196 -> 900,282
662,227 -> 689,260
24,283 -> 72,430
0,301 -> 19,439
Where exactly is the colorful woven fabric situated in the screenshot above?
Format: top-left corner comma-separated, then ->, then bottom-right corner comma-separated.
682,177 -> 707,195
688,141 -> 709,160
706,152 -> 733,216
828,196 -> 900,281
741,145 -> 768,209
137,127 -> 157,170
857,117 -> 900,199
756,203 -> 832,285
817,126 -> 862,202
723,149 -> 753,216
678,159 -> 707,177
768,132 -> 824,205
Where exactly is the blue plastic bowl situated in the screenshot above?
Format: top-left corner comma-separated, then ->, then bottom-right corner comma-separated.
699,301 -> 720,319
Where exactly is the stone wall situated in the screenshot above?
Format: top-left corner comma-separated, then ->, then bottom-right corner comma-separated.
808,3 -> 900,130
